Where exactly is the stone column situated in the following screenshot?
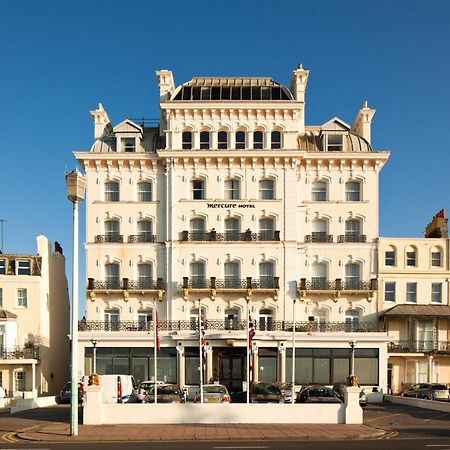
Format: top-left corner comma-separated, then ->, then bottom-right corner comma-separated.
178,348 -> 185,387
278,348 -> 286,383
343,386 -> 363,424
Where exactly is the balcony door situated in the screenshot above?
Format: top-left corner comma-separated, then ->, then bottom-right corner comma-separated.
312,219 -> 327,242
345,263 -> 360,289
104,309 -> 120,331
259,309 -> 274,331
225,308 -> 240,330
105,263 -> 120,289
225,218 -> 240,241
312,263 -> 327,289
224,262 -> 240,288
416,321 -> 434,351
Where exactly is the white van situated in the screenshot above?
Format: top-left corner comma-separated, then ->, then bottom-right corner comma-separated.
83,374 -> 138,404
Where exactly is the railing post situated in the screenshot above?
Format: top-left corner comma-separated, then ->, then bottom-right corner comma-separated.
87,278 -> 94,290
157,278 -> 164,289
246,276 -> 252,289
122,278 -> 129,290
210,276 -> 216,289
300,278 -> 306,290
335,278 -> 342,291
181,230 -> 188,241
274,277 -> 279,289
245,229 -> 252,241
370,278 -> 378,290
210,229 -> 217,241
183,277 -> 189,289
274,230 -> 280,241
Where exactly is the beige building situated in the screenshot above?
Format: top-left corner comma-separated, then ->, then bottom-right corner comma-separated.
378,211 -> 450,394
0,236 -> 70,397
75,65 -> 390,393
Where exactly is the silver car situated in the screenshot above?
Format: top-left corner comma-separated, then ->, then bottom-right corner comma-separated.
194,384 -> 231,403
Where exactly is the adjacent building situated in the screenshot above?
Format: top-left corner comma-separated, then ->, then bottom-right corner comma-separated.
0,236 -> 70,398
75,65 -> 391,393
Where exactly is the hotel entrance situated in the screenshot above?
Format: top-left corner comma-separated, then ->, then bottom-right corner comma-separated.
213,347 -> 246,393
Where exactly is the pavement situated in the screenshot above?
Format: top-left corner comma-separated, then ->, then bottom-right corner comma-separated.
17,422 -> 387,442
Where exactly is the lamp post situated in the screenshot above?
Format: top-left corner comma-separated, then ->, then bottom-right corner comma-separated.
348,339 -> 357,386
66,169 -> 86,437
90,338 -> 99,374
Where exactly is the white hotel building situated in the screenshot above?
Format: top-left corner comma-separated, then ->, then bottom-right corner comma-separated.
74,65 -> 391,393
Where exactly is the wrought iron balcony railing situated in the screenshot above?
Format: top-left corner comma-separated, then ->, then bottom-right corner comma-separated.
305,233 -> 333,243
0,345 -> 40,360
95,234 -> 123,243
180,230 -> 280,242
298,278 -> 377,291
87,277 -> 165,290
388,340 -> 450,354
181,276 -> 279,290
78,319 -> 384,333
127,234 -> 157,243
337,234 -> 367,243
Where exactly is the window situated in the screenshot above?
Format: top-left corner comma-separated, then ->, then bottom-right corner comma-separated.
138,263 -> 153,289
235,131 -> 246,149
190,218 -> 206,241
431,251 -> 442,267
259,218 -> 274,240
312,263 -> 327,289
14,371 -> 25,391
345,220 -> 361,241
225,218 -> 240,241
431,283 -> 442,303
138,182 -> 152,202
345,310 -> 360,331
182,131 -> 192,150
0,259 -> 5,275
253,131 -> 263,149
105,220 -> 120,241
385,249 -> 396,266
104,309 -> 120,331
311,181 -> 327,201
105,181 -> 120,202
345,263 -> 360,290
105,263 -> 120,289
259,262 -> 274,288
0,288 -> 2,307
192,180 -> 205,200
17,288 -> 27,307
406,282 -> 417,303
311,219 -> 328,242
190,262 -> 205,288
137,220 -> 153,242
225,179 -> 240,200
225,309 -> 239,330
17,260 -> 31,275
259,309 -> 274,331
200,131 -> 210,149
271,131 -> 281,149
218,131 -> 228,149
224,262 -> 240,288
121,137 -> 135,152
345,182 -> 361,201
137,309 -> 152,331
384,282 -> 396,302
259,179 -> 274,200
406,250 -> 416,267
326,134 -> 344,151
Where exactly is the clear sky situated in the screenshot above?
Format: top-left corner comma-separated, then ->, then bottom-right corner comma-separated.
1,0 -> 449,316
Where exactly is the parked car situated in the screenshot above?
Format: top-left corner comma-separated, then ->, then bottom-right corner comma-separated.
332,383 -> 368,406
82,374 -> 138,403
297,385 -> 342,403
250,382 -> 284,403
143,384 -> 185,403
137,380 -> 165,402
59,381 -> 83,404
277,382 -> 302,403
403,383 -> 449,400
194,384 -> 231,403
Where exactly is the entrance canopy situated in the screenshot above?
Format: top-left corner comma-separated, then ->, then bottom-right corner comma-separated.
381,304 -> 450,319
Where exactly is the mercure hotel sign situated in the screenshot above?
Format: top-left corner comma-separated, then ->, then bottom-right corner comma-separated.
207,203 -> 256,209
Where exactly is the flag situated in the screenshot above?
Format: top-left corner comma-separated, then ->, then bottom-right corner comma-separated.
156,311 -> 160,351
200,314 -> 206,364
248,315 -> 255,350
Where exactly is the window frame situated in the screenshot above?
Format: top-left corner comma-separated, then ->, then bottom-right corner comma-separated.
385,250 -> 396,266
311,181 -> 327,202
191,179 -> 206,200
121,137 -> 136,153
325,134 -> 344,151
384,281 -> 396,302
182,131 -> 193,150
199,131 -> 210,150
406,251 -> 417,267
345,181 -> 361,201
218,131 -> 228,149
259,179 -> 275,200
271,131 -> 281,149
431,282 -> 442,303
0,259 -> 6,275
406,282 -> 417,303
105,181 -> 120,202
138,182 -> 153,202
431,251 -> 442,267
253,131 -> 264,149
235,131 -> 246,149
17,260 -> 31,275
17,288 -> 27,308
224,179 -> 240,200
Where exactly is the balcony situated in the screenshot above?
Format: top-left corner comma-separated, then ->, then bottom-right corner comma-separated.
180,230 -> 280,242
388,340 -> 450,354
337,234 -> 367,243
298,278 -> 377,297
78,319 -> 384,333
305,233 -> 333,243
95,234 -> 123,243
0,345 -> 40,360
128,234 -> 157,243
87,277 -> 165,293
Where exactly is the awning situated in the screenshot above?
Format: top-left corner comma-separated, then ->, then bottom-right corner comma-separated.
0,309 -> 17,319
381,304 -> 450,319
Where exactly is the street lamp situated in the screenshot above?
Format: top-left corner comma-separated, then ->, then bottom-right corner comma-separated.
66,169 -> 86,437
348,340 -> 357,386
90,338 -> 99,374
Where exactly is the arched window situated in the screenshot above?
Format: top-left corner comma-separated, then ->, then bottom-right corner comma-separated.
138,182 -> 152,202
105,181 -> 120,202
385,246 -> 396,266
345,309 -> 360,331
225,179 -> 240,200
253,131 -> 264,149
345,220 -> 362,242
105,220 -> 121,242
138,263 -> 153,289
271,131 -> 281,149
218,131 -> 228,149
225,218 -> 240,241
312,263 -> 327,289
200,131 -> 210,149
224,262 -> 240,288
311,308 -> 328,331
235,131 -> 246,149
225,308 -> 240,330
104,308 -> 120,331
137,220 -> 153,242
190,218 -> 206,241
190,262 -> 205,288
311,219 -> 328,242
259,218 -> 274,241
105,263 -> 120,289
259,262 -> 274,288
182,131 -> 192,150
311,181 -> 327,202
431,247 -> 443,267
345,181 -> 361,201
259,179 -> 275,200
259,308 -> 274,331
191,179 -> 205,200
406,246 -> 417,267
345,263 -> 361,290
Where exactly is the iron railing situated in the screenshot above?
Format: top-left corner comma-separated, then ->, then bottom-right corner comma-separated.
181,277 -> 279,290
0,346 -> 40,360
95,234 -> 123,243
78,320 -> 384,333
127,234 -> 157,243
180,230 -> 280,242
388,340 -> 450,353
337,234 -> 367,243
305,233 -> 333,243
87,278 -> 165,290
298,278 -> 377,291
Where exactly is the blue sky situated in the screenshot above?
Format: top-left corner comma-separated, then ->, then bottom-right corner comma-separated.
1,0 -> 449,315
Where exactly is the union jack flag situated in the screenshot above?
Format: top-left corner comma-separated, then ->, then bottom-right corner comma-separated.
156,311 -> 160,351
199,314 -> 206,363
248,315 -> 256,350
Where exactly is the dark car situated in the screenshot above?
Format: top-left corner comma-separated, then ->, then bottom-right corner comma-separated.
250,382 -> 284,403
332,383 -> 368,406
59,381 -> 83,403
143,384 -> 185,403
296,385 -> 342,403
403,383 -> 449,400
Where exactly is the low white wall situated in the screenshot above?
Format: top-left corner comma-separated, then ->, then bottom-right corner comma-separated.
384,395 -> 450,413
11,396 -> 57,413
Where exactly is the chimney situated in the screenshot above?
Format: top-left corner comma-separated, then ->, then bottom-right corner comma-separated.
290,63 -> 309,102
351,101 -> 376,144
90,103 -> 112,140
424,209 -> 448,238
156,70 -> 175,102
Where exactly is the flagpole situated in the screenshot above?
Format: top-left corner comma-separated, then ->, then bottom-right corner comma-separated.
154,301 -> 158,404
246,300 -> 250,404
292,298 -> 296,404
199,299 -> 204,403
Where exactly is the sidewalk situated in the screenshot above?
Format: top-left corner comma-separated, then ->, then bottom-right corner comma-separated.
18,423 -> 387,442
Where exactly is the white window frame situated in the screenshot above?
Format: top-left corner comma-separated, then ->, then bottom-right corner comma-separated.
431,283 -> 442,303
200,131 -> 210,149
218,131 -> 228,149
325,134 -> 344,151
0,259 -> 6,275
224,179 -> 240,200
17,260 -> 31,275
182,131 -> 192,150
311,181 -> 327,202
259,179 -> 275,200
253,131 -> 264,149
105,181 -> 120,202
345,181 -> 361,201
384,282 -> 396,302
385,250 -> 396,266
138,182 -> 152,202
431,251 -> 442,267
14,370 -> 25,392
406,251 -> 416,267
406,282 -> 417,303
235,131 -> 246,149
270,131 -> 281,149
192,179 -> 205,200
17,288 -> 27,308
121,137 -> 136,153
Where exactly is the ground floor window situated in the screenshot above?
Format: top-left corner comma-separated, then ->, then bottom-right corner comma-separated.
285,348 -> 379,385
185,347 -> 200,385
14,371 -> 25,391
258,348 -> 277,382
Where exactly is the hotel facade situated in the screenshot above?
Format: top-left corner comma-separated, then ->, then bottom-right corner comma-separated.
75,65 -> 397,394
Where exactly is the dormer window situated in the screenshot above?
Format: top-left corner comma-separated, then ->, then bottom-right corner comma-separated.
122,137 -> 136,152
17,260 -> 31,275
325,134 -> 344,151
0,259 -> 5,275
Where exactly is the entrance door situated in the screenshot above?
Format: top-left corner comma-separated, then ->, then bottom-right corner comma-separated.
214,349 -> 245,392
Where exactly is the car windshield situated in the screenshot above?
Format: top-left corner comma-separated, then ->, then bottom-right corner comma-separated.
252,384 -> 281,395
308,388 -> 336,397
204,385 -> 226,394
278,383 -> 292,390
152,385 -> 179,395
432,384 -> 447,390
140,383 -> 153,391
